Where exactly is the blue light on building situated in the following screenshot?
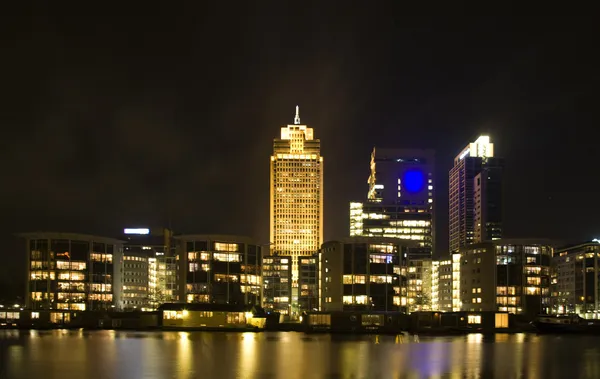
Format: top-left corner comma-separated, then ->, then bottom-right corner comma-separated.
402,169 -> 425,193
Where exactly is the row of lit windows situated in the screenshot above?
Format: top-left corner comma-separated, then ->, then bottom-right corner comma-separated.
186,294 -> 210,303
0,312 -> 20,320
30,271 -> 86,281
123,285 -> 147,292
124,256 -> 147,262
188,252 -> 242,262
91,253 -> 113,263
56,303 -> 85,311
124,263 -> 146,269
123,293 -> 145,298
88,294 -> 112,301
342,275 -> 394,284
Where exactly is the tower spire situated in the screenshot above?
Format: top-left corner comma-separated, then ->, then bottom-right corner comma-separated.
294,105 -> 300,124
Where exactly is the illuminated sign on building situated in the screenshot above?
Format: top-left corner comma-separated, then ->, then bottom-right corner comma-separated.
124,228 -> 150,235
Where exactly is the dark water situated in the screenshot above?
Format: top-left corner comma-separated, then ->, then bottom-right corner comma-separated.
1,330 -> 599,379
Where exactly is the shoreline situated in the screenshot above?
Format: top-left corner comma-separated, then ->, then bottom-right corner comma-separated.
0,325 -> 555,336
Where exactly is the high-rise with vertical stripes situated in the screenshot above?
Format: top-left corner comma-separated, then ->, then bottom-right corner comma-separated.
449,135 -> 504,253
269,106 -> 323,317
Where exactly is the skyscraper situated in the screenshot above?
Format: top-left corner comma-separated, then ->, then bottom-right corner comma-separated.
350,148 -> 435,253
270,106 -> 323,316
349,148 -> 435,312
449,136 -> 504,252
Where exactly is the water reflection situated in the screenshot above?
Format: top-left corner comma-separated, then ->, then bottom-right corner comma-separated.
2,330 -> 600,378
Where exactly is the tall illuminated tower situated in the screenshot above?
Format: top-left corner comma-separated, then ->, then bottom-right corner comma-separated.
270,106 -> 323,315
449,136 -> 504,252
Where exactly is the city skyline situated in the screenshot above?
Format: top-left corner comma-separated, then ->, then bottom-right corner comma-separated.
1,14 -> 599,301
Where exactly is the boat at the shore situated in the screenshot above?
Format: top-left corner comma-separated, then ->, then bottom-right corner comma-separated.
531,314 -> 600,334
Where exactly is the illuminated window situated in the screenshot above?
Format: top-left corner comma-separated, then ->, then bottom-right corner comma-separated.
361,314 -> 383,326
370,275 -> 392,284
30,271 -> 55,280
163,310 -> 183,320
308,314 -> 331,325
355,295 -> 368,305
91,253 -> 112,263
495,313 -> 509,328
214,242 -> 239,252
90,283 -> 111,292
214,274 -> 238,282
467,315 -> 481,324
57,272 -> 85,281
214,253 -> 241,262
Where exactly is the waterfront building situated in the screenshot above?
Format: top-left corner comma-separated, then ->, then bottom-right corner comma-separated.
148,254 -> 178,308
551,241 -> 600,317
319,237 -> 414,313
270,106 -> 323,316
262,255 -> 292,315
449,136 -> 504,252
459,239 -> 552,316
121,227 -> 178,310
21,232 -> 123,311
121,252 -> 149,310
299,255 -> 319,311
348,148 -> 434,310
431,253 -> 461,312
177,235 -> 262,306
406,255 -> 433,312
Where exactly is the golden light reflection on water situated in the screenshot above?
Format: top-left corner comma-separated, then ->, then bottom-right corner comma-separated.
238,333 -> 257,379
176,332 -> 192,379
3,331 -> 600,378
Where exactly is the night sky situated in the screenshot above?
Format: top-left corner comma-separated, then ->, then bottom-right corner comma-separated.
1,11 -> 598,299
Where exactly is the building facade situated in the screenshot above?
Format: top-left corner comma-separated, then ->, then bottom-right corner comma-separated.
406,255 -> 432,312
299,255 -> 319,312
121,252 -> 149,310
552,241 -> 600,317
432,253 -> 461,312
177,235 -> 262,306
350,148 -> 434,254
459,240 -> 552,316
121,227 -> 178,310
474,167 -> 503,243
270,106 -> 323,316
449,136 -> 504,252
262,255 -> 292,315
319,237 -> 413,313
22,232 -> 123,311
148,254 -> 178,309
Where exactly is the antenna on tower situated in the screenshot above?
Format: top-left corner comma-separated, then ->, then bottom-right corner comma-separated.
294,105 -> 300,124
